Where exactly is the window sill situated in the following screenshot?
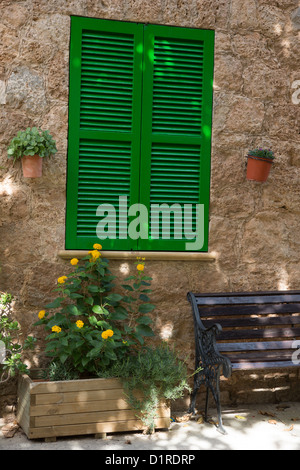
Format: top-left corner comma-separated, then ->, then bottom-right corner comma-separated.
58,250 -> 217,261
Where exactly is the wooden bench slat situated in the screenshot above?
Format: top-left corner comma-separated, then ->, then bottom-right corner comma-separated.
232,361 -> 297,370
199,303 -> 300,317
204,315 -> 300,329
195,294 -> 300,305
217,340 -> 297,351
193,290 -> 300,297
224,350 -> 294,363
218,327 -> 300,341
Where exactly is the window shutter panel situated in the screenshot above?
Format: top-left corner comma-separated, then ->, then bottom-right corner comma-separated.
66,17 -> 143,250
138,25 -> 214,252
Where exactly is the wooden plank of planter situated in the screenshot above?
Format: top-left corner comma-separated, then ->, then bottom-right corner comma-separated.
29,377 -> 123,394
30,398 -> 132,417
33,387 -> 144,405
17,374 -> 171,440
27,417 -> 171,440
17,375 -> 32,436
33,406 -> 170,428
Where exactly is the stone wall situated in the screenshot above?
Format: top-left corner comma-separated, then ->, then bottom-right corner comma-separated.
1,0 -> 300,415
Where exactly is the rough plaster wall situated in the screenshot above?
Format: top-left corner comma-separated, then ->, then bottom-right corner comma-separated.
0,0 -> 300,411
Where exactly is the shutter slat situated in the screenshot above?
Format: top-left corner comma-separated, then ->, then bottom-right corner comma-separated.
79,26 -> 135,134
151,31 -> 206,143
76,137 -> 132,238
150,142 -> 200,235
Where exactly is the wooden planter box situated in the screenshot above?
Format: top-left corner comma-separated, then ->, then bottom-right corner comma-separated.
17,374 -> 170,441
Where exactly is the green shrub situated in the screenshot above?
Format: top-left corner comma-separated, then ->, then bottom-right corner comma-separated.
0,292 -> 36,382
98,343 -> 191,433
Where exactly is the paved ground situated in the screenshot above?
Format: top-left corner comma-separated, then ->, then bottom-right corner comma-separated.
1,402 -> 300,451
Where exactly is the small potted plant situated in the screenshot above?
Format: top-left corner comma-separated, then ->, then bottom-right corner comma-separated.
7,127 -> 57,178
246,148 -> 275,182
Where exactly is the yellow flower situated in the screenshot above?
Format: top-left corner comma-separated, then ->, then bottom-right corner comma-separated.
136,264 -> 144,271
93,243 -> 102,250
38,310 -> 45,319
57,276 -> 67,284
76,320 -> 84,329
70,258 -> 79,266
52,325 -> 61,333
88,250 -> 101,262
102,329 -> 114,339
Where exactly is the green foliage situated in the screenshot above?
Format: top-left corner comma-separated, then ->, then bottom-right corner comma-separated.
34,247 -> 155,376
248,148 -> 275,160
98,343 -> 191,433
0,292 -> 13,306
7,127 -> 57,163
39,361 -> 80,382
32,248 -> 191,432
0,293 -> 36,381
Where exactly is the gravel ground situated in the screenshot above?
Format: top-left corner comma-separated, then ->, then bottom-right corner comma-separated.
1,402 -> 300,451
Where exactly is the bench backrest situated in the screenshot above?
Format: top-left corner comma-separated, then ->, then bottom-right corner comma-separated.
188,290 -> 300,370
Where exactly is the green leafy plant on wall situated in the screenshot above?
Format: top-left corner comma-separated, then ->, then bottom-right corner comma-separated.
7,127 -> 57,163
247,148 -> 275,160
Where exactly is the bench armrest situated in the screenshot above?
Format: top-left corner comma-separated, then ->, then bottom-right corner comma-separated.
195,323 -> 232,377
188,292 -> 232,378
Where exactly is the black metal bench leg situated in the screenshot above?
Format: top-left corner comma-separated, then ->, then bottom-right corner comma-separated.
202,367 -> 227,435
211,368 -> 227,435
215,393 -> 226,434
188,367 -> 227,434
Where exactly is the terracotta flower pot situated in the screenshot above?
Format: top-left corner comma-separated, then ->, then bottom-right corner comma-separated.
246,155 -> 273,182
21,154 -> 43,178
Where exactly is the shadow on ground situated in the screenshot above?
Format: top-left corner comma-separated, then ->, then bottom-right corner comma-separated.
1,402 -> 300,451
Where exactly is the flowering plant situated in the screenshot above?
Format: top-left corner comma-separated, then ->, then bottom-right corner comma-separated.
248,148 -> 275,160
34,246 -> 155,377
32,247 -> 192,433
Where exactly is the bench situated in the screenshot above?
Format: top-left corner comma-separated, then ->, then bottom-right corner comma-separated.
187,290 -> 300,434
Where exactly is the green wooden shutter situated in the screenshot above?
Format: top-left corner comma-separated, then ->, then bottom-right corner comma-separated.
66,17 -> 143,250
138,25 -> 214,252
66,19 -> 214,252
